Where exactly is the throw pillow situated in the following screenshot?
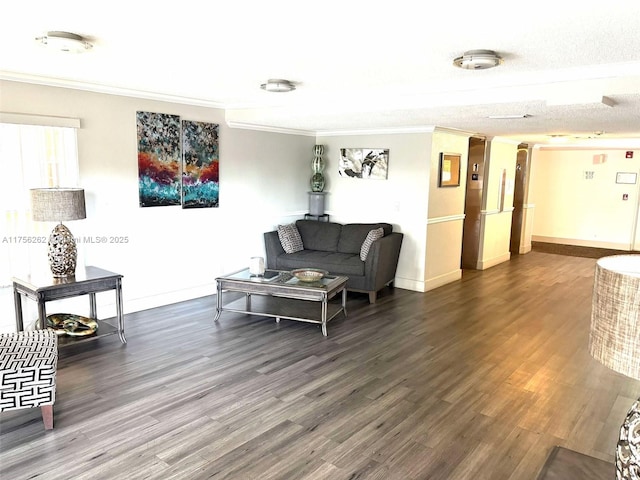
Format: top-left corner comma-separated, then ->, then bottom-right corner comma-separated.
360,227 -> 384,261
277,223 -> 303,254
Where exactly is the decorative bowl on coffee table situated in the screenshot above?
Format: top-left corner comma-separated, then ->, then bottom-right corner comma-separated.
291,268 -> 328,282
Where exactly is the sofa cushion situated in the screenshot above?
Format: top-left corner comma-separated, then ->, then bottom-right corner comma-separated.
337,223 -> 393,254
295,220 -> 342,252
275,250 -> 365,276
277,223 -> 303,253
360,227 -> 384,261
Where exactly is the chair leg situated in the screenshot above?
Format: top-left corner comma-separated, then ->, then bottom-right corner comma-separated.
368,291 -> 377,304
41,405 -> 54,430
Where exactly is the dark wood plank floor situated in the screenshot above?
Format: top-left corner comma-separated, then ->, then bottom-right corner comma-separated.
0,251 -> 632,479
536,446 -> 613,479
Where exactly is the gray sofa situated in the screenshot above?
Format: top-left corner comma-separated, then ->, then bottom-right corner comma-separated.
264,219 -> 403,303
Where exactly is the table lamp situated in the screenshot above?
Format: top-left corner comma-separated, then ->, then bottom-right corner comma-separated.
30,187 -> 86,277
589,254 -> 640,479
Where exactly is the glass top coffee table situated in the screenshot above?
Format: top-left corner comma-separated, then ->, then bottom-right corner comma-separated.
214,268 -> 348,336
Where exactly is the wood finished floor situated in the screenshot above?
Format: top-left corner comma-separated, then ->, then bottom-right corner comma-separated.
0,251 -> 633,479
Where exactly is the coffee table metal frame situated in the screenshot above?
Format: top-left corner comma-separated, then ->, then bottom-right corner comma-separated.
214,268 -> 348,336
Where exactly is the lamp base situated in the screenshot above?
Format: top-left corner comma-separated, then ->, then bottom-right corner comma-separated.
48,223 -> 77,277
617,397 -> 640,479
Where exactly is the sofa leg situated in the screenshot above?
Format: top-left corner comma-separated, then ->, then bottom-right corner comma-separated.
368,291 -> 377,304
41,405 -> 54,430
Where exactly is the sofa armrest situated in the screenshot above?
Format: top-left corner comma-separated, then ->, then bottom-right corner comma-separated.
264,230 -> 285,269
363,232 -> 404,291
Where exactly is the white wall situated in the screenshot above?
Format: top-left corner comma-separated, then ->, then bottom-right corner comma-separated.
530,147 -> 640,250
1,80 -> 314,323
426,131 -> 469,290
477,138 -> 518,269
2,79 -> 531,330
317,132 -> 432,292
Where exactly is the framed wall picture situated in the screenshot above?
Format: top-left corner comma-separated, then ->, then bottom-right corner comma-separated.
616,172 -> 638,184
339,148 -> 389,179
439,152 -> 461,187
182,120 -> 220,208
136,111 -> 182,207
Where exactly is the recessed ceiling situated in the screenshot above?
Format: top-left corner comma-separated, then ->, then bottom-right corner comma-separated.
1,0 -> 640,146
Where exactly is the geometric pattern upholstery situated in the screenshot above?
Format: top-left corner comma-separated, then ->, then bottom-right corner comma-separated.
0,329 -> 58,412
277,223 -> 304,254
360,227 -> 384,261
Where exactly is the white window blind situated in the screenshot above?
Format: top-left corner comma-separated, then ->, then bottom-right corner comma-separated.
0,123 -> 80,286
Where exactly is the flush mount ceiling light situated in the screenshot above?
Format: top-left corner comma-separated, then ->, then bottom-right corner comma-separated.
260,79 -> 296,93
453,49 -> 503,70
35,31 -> 93,53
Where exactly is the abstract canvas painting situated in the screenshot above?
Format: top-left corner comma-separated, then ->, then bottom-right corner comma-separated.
181,120 -> 219,208
136,111 -> 181,207
339,148 -> 389,179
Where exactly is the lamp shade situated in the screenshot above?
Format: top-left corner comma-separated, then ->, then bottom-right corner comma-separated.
589,255 -> 640,380
31,188 -> 86,222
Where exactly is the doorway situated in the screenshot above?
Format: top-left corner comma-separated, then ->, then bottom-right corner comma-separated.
461,137 -> 486,269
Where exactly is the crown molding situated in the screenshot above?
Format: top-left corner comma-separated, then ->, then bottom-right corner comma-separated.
315,125 -> 476,137
0,71 -> 228,109
534,141 -> 640,150
226,122 -> 480,138
486,136 -> 522,145
433,126 -> 477,137
316,125 -> 438,137
225,121 -> 316,136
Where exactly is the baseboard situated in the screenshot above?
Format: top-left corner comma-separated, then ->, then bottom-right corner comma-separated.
97,284 -> 216,318
394,277 -> 427,292
532,235 -> 632,251
395,270 -> 462,293
532,241 -> 638,259
424,270 -> 462,292
477,252 -> 511,270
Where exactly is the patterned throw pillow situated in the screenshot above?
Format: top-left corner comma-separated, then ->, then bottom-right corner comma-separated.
277,223 -> 304,254
360,227 -> 384,261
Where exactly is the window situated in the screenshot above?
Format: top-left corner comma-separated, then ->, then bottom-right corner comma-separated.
0,123 -> 80,286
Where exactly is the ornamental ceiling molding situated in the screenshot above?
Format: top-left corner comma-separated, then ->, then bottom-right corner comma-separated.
0,71 -> 227,109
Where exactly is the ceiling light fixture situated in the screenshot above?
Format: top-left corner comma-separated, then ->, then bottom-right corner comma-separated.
260,79 -> 296,93
487,114 -> 531,119
453,50 -> 503,70
36,31 -> 93,53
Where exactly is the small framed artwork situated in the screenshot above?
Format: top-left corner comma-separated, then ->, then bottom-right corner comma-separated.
616,172 -> 638,184
439,152 -> 461,187
339,148 -> 389,179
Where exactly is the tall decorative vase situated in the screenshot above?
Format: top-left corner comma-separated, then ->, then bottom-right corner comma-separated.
311,145 -> 325,192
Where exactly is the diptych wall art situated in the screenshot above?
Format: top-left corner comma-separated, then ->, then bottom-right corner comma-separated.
136,112 -> 181,207
182,120 -> 219,208
136,111 -> 220,208
339,148 -> 389,179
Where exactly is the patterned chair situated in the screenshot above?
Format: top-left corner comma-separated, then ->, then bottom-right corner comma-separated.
0,329 -> 58,429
